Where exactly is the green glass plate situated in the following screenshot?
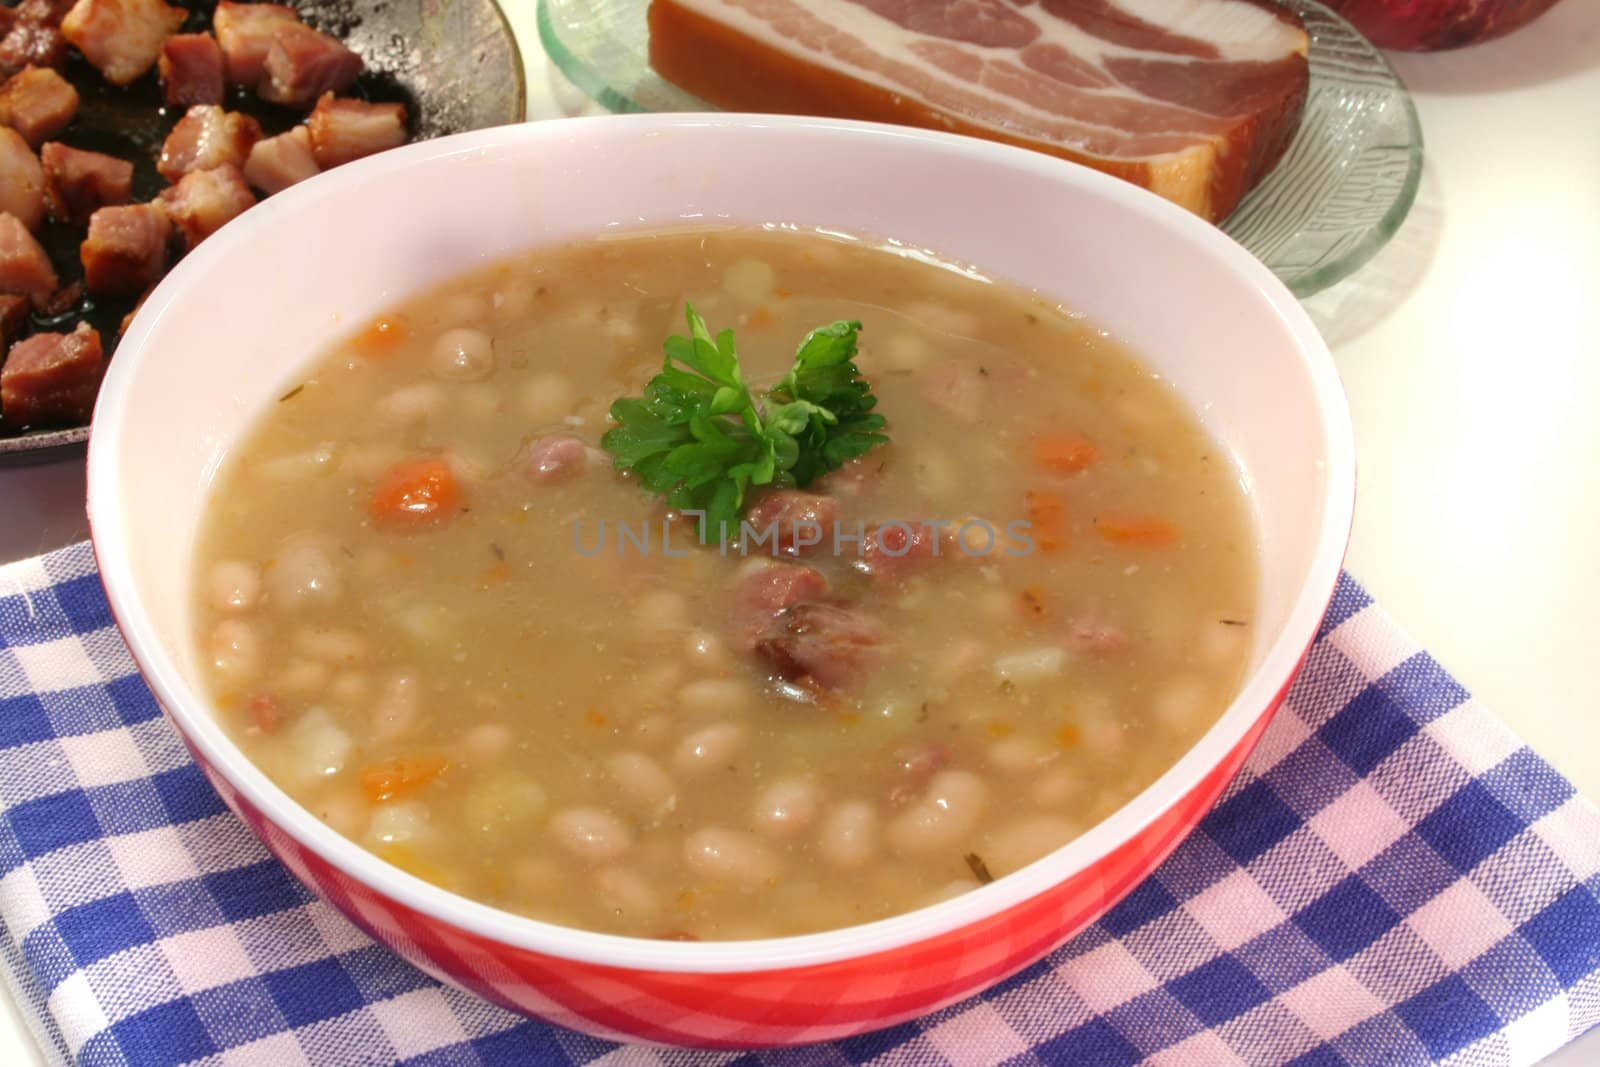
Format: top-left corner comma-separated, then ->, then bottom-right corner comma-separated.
537,0 -> 1422,299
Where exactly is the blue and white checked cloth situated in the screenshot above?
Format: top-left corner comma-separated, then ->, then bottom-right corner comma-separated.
1,542 -> 1598,1066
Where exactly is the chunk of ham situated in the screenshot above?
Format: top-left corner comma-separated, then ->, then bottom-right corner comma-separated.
0,213 -> 53,307
242,125 -> 319,194
157,163 -> 255,248
754,602 -> 887,691
732,558 -> 828,644
157,105 -> 263,182
0,293 -> 30,346
647,0 -> 1309,222
742,490 -> 839,556
0,67 -> 77,146
1,322 -> 102,428
212,1 -> 300,86
0,127 -> 44,231
80,203 -> 170,296
1066,618 -> 1130,655
522,433 -> 593,485
855,521 -> 945,580
61,0 -> 187,86
306,93 -> 407,168
159,33 -> 225,107
258,23 -> 362,108
41,142 -> 132,222
0,2 -> 72,77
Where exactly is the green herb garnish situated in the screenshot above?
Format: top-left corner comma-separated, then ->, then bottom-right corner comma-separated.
600,305 -> 889,539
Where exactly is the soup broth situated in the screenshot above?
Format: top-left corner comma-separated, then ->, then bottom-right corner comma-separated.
193,228 -> 1257,940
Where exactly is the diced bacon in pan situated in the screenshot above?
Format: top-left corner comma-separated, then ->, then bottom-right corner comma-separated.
242,125 -> 319,194
157,163 -> 255,248
41,142 -> 132,223
159,33 -> 225,107
61,0 -> 187,87
0,66 -> 78,146
0,127 -> 44,231
212,1 -> 300,87
0,293 -> 30,346
1,321 -> 102,427
306,93 -> 406,168
80,203 -> 170,296
158,104 -> 263,182
257,23 -> 362,108
0,211 -> 54,305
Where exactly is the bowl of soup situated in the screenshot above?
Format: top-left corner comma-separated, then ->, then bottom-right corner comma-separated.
86,114 -> 1354,1047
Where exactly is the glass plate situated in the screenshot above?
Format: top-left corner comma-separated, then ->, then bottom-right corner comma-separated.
537,0 -> 1423,298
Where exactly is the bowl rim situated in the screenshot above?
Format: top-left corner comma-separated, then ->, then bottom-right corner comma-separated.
87,112 -> 1356,975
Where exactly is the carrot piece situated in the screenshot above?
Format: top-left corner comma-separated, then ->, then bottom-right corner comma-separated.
351,313 -> 409,357
1097,515 -> 1179,547
1025,489 -> 1069,552
370,458 -> 462,527
247,693 -> 281,733
360,756 -> 449,804
1056,723 -> 1082,749
1032,432 -> 1099,474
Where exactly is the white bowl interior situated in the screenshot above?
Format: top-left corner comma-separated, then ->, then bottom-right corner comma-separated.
89,115 -> 1352,970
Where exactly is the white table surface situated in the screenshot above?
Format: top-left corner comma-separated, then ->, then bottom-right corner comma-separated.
2,2 -> 1597,1062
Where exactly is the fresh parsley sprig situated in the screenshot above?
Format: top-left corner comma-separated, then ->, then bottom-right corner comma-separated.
600,304 -> 888,538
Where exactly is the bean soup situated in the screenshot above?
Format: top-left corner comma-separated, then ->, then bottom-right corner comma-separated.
192,228 -> 1257,940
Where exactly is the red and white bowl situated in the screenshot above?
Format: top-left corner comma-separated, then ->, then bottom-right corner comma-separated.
86,114 -> 1355,1048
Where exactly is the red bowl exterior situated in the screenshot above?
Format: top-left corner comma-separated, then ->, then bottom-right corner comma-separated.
152,665 -> 1295,1048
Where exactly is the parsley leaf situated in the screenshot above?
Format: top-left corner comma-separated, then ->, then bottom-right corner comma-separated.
600,304 -> 889,539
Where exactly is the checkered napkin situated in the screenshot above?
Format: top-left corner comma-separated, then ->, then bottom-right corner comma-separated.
2,543 -> 1598,1067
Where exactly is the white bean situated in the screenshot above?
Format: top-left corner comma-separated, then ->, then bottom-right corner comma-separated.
209,619 -> 259,681
722,258 -> 775,303
673,722 -> 745,774
464,772 -> 546,830
882,333 -> 931,372
1155,674 -> 1211,728
550,808 -> 632,861
329,671 -> 372,706
1030,769 -> 1079,809
987,735 -> 1055,773
994,647 -> 1067,684
985,816 -> 1077,876
267,536 -> 339,606
605,752 -> 677,821
683,827 -> 777,885
368,801 -> 428,845
286,707 -> 351,784
1201,619 -> 1251,665
685,629 -> 728,668
887,770 -> 988,856
751,776 -> 820,838
461,722 -> 515,763
255,442 -> 336,482
522,372 -> 574,424
208,560 -> 260,613
430,328 -> 495,382
636,590 -> 689,632
293,626 -> 367,665
275,658 -> 327,695
676,678 -> 754,719
594,865 -> 659,924
314,789 -> 366,838
379,383 -> 444,421
818,801 -> 878,869
372,671 -> 422,742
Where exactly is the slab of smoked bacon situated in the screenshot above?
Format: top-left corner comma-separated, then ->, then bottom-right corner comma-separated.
648,0 -> 1310,222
